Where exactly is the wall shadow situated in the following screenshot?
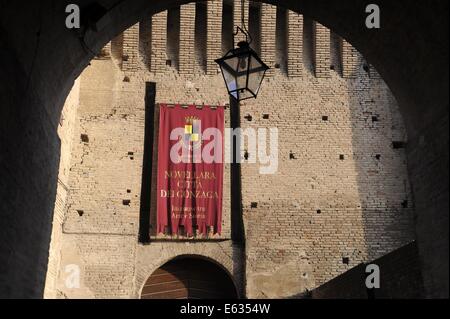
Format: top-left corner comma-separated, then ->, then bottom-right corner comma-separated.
346,56 -> 417,283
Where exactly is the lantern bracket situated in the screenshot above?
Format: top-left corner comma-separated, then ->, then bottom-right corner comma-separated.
214,0 -> 269,102
233,26 -> 253,49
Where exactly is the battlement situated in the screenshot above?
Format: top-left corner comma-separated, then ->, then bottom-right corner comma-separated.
100,0 -> 369,79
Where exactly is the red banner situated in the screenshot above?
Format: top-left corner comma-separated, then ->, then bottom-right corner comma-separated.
156,104 -> 224,236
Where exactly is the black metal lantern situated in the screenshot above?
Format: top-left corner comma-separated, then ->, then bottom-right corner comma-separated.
216,37 -> 269,101
215,0 -> 270,102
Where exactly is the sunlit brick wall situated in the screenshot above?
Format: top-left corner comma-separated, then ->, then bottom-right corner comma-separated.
47,1 -> 414,299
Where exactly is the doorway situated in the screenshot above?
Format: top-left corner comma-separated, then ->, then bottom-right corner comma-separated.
141,256 -> 238,299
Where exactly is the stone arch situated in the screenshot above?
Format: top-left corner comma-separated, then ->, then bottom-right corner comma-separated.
139,254 -> 239,299
137,252 -> 241,299
0,0 -> 447,298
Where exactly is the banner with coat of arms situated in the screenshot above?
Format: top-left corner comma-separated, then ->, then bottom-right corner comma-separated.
156,104 -> 224,237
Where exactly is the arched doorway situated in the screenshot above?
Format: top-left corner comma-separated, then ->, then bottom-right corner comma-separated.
141,257 -> 238,299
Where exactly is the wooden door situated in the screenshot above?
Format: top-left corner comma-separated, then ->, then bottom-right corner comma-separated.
141,258 -> 237,299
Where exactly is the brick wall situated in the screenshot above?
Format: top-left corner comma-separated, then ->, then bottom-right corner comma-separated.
179,3 -> 196,75
311,264 -> 368,299
44,79 -> 80,299
287,11 -> 303,77
314,22 -> 330,78
240,66 -> 415,294
260,3 -> 276,76
233,0 -> 249,45
123,24 -> 140,72
311,241 -> 424,299
150,11 -> 167,73
46,3 -> 415,299
206,1 -> 223,75
342,39 -> 361,79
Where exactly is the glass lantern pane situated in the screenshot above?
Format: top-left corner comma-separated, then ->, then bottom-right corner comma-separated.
223,54 -> 239,75
237,73 -> 248,92
236,53 -> 250,74
236,53 -> 250,91
248,55 -> 266,96
239,89 -> 255,100
222,67 -> 238,99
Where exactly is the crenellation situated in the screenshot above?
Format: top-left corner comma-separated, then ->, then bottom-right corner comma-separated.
260,3 -> 276,76
342,39 -> 361,78
206,0 -> 223,75
122,24 -> 140,72
314,22 -> 331,78
150,12 -> 168,73
179,3 -> 196,75
287,11 -> 303,77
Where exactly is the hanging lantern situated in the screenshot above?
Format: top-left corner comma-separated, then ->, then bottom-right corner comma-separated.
215,39 -> 269,101
215,1 -> 270,102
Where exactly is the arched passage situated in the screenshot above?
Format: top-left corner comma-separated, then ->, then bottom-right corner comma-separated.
0,0 -> 447,298
141,257 -> 238,299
